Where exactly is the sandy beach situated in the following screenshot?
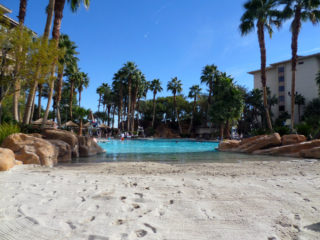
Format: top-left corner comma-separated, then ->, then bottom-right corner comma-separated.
1,160 -> 320,240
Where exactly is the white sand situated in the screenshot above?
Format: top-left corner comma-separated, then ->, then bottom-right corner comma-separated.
0,160 -> 320,240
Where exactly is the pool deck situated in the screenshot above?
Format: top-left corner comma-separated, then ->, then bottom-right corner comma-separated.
1,160 -> 320,239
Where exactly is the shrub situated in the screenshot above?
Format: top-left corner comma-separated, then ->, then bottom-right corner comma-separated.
145,127 -> 155,137
0,123 -> 20,144
273,126 -> 291,136
296,122 -> 312,137
250,128 -> 272,136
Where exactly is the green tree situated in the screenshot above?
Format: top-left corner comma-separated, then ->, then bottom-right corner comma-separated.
240,0 -> 281,131
64,65 -> 81,120
188,85 -> 202,134
280,0 -> 320,129
200,64 -> 217,122
167,77 -> 183,134
149,79 -> 163,128
55,34 -> 78,126
76,72 -> 89,107
209,73 -> 244,139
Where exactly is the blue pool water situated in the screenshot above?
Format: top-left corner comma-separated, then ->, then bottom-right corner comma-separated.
72,139 -> 298,163
99,139 -> 218,154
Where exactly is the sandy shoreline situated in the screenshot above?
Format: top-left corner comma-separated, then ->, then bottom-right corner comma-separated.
1,160 -> 320,240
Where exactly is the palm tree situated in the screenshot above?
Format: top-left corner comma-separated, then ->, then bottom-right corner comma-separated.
64,65 -> 81,120
200,64 -> 217,122
77,72 -> 89,107
188,85 -> 202,135
167,77 -> 183,135
12,0 -> 28,122
295,92 -> 305,121
41,0 -> 90,127
55,34 -> 78,126
22,0 -> 55,124
122,62 -> 138,132
280,0 -> 320,129
240,0 -> 281,131
96,84 -> 105,112
150,79 -> 163,128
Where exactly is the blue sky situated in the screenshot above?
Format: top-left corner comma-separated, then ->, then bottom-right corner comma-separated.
2,0 -> 320,112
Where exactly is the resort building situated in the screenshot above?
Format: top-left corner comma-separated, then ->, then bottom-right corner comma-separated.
0,4 -> 19,28
249,53 -> 320,123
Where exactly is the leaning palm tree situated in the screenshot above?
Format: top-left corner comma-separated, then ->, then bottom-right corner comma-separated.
240,0 -> 281,131
188,85 -> 202,135
150,79 -> 163,128
41,0 -> 90,127
167,77 -> 183,135
280,0 -> 320,129
200,64 -> 217,122
77,72 -> 89,107
13,0 -> 28,121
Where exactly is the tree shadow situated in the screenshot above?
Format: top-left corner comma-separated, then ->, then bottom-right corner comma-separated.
304,222 -> 320,232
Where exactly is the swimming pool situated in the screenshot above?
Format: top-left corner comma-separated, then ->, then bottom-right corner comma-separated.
99,139 -> 218,154
73,139 -> 298,163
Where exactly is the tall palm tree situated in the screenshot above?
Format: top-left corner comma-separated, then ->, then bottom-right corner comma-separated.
280,0 -> 320,129
96,85 -> 105,112
122,61 -> 138,132
13,0 -> 28,122
240,0 -> 281,131
188,85 -> 202,135
77,72 -> 89,107
112,70 -> 125,130
167,77 -> 183,134
64,65 -> 81,120
41,0 -> 90,127
55,34 -> 78,126
200,64 -> 217,122
149,79 -> 162,128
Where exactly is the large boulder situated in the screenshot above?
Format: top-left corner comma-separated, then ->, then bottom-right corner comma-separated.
78,136 -> 105,157
282,134 -> 306,146
47,139 -> 72,163
218,140 -> 241,151
42,129 -> 79,157
253,140 -> 320,157
1,133 -> 57,167
0,148 -> 17,171
300,147 -> 320,159
236,133 -> 282,153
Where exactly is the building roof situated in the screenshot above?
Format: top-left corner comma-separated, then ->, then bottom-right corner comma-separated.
0,4 -> 12,14
248,52 -> 320,74
0,4 -> 37,35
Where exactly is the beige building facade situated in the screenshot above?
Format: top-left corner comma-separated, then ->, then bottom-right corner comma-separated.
249,53 -> 320,123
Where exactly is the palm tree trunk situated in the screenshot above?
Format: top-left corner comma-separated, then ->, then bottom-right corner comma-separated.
290,7 -> 301,130
78,90 -> 82,107
112,105 -> 115,129
120,86 -> 124,131
173,94 -> 183,135
79,119 -> 83,136
13,0 -> 28,122
37,84 -> 43,119
41,0 -> 63,128
127,78 -> 132,132
131,88 -> 138,132
188,96 -> 196,135
23,76 -> 38,124
56,68 -> 63,127
219,123 -> 224,140
257,21 -> 273,131
70,80 -> 74,120
206,87 -> 212,123
152,92 -> 156,128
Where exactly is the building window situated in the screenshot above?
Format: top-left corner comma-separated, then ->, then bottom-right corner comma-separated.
278,67 -> 284,73
279,76 -> 284,82
279,106 -> 285,112
298,61 -> 304,65
279,96 -> 285,102
279,86 -> 285,92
